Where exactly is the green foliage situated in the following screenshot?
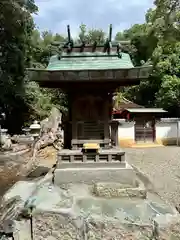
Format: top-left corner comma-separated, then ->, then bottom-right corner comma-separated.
78,24 -> 105,44
115,32 -> 126,41
152,0 -> 180,41
154,42 -> 180,114
26,30 -> 67,122
1,0 -> 180,134
0,0 -> 38,133
25,82 -> 53,121
30,30 -> 66,67
121,0 -> 180,116
116,23 -> 158,66
156,75 -> 180,111
0,0 -> 66,131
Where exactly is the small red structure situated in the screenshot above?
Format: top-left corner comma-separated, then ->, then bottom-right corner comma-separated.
112,97 -> 144,119
113,98 -> 167,143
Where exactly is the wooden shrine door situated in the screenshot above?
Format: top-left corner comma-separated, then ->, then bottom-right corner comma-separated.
135,119 -> 155,143
70,92 -> 111,149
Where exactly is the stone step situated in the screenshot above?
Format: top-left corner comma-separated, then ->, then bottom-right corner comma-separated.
54,166 -> 137,186
131,143 -> 164,148
57,161 -> 126,169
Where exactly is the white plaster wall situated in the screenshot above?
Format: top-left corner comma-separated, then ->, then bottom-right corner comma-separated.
156,121 -> 178,139
118,121 -> 134,139
118,120 -> 180,141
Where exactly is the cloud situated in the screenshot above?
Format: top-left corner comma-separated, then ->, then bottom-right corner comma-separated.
34,0 -> 154,37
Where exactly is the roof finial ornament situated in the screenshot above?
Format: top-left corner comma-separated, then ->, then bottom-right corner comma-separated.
104,24 -> 112,54
66,25 -> 74,53
107,24 -> 112,54
109,24 -> 112,43
67,25 -> 71,42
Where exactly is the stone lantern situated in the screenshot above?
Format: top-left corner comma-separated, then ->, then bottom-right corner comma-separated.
0,128 -> 8,147
22,127 -> 31,135
2,219 -> 15,237
29,120 -> 41,140
0,112 -> 6,149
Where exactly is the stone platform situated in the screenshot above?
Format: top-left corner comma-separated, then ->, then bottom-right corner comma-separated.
57,147 -> 125,168
55,147 -> 133,187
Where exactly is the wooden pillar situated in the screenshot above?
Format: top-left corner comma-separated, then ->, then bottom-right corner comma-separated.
103,95 -> 110,148
71,97 -> 78,149
111,121 -> 119,146
64,93 -> 72,149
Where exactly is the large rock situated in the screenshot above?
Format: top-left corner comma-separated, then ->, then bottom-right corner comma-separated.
40,107 -> 62,135
32,107 -> 63,153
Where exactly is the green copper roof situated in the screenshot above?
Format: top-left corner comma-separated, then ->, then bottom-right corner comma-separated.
28,27 -> 152,87
47,52 -> 134,71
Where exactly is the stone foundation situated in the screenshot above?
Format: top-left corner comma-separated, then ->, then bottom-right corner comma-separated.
54,164 -> 137,186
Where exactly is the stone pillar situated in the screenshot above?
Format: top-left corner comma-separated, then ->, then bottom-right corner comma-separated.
177,120 -> 180,146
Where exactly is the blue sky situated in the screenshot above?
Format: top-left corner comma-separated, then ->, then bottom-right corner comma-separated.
34,0 -> 154,37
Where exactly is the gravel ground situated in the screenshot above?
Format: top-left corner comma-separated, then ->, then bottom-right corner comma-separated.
14,212 -> 180,240
125,146 -> 180,206
19,212 -> 178,240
